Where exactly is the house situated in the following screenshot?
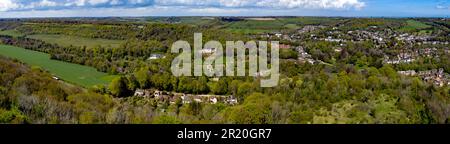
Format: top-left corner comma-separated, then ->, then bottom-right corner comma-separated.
275,33 -> 282,38
209,97 -> 218,104
201,47 -> 216,54
169,96 -> 178,105
193,96 -> 203,103
211,77 -> 220,82
181,95 -> 192,104
279,44 -> 291,49
226,95 -> 238,105
154,90 -> 164,99
148,54 -> 165,60
254,70 -> 271,77
134,89 -> 145,97
52,76 -> 60,80
205,65 -> 214,73
324,37 -> 345,42
282,35 -> 291,40
398,70 -> 416,76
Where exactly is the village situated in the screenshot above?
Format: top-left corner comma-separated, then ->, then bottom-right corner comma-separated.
133,89 -> 239,105
398,68 -> 450,87
252,23 -> 450,87
146,21 -> 449,89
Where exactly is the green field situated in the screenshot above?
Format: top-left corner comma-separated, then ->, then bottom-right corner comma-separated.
399,20 -> 432,32
224,20 -> 286,34
0,30 -> 24,37
223,17 -> 339,34
0,45 -> 117,87
27,34 -> 123,48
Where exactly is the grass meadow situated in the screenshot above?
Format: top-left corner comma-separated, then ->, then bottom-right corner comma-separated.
27,34 -> 123,49
0,45 -> 117,87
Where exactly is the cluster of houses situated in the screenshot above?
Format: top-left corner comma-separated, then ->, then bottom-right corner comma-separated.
419,48 -> 439,57
133,89 -> 239,105
259,32 -> 294,40
398,68 -> 450,87
395,33 -> 450,46
323,36 -> 346,43
295,46 -> 317,64
419,41 -> 449,45
384,47 -> 440,64
346,30 -> 393,44
259,25 -> 328,41
297,25 -> 326,34
384,52 -> 416,64
396,33 -> 430,43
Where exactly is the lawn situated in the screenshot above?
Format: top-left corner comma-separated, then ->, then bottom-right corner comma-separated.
27,34 -> 124,49
0,30 -> 24,37
0,45 -> 118,87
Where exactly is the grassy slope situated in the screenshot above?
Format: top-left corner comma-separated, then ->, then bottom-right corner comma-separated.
223,17 -> 340,34
0,45 -> 117,87
398,20 -> 432,32
0,30 -> 24,37
27,34 -> 123,48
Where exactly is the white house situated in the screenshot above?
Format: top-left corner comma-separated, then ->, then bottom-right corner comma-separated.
194,97 -> 202,103
52,76 -> 60,80
134,89 -> 145,97
148,54 -> 165,60
154,90 -> 163,99
209,97 -> 218,104
226,96 -> 238,105
201,47 -> 216,54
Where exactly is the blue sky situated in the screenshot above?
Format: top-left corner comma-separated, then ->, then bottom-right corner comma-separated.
0,0 -> 448,18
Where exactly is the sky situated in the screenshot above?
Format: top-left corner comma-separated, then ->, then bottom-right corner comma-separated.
0,0 -> 448,18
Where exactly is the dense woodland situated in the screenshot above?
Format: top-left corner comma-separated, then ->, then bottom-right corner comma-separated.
0,18 -> 449,123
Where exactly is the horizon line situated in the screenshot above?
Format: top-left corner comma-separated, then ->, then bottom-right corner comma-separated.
0,15 -> 448,19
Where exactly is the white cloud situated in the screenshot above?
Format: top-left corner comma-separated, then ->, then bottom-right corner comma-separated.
73,0 -> 87,6
0,0 -> 20,11
259,0 -> 366,9
24,0 -> 58,9
187,7 -> 243,14
0,0 -> 366,12
155,0 -> 365,10
436,4 -> 449,10
218,0 -> 253,7
88,0 -> 110,5
128,0 -> 146,4
66,0 -> 110,6
40,0 -> 58,7
110,0 -> 121,5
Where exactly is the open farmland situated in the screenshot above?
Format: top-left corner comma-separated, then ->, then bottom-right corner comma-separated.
27,34 -> 123,48
223,17 -> 340,34
0,45 -> 117,87
0,30 -> 23,37
398,20 -> 432,32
